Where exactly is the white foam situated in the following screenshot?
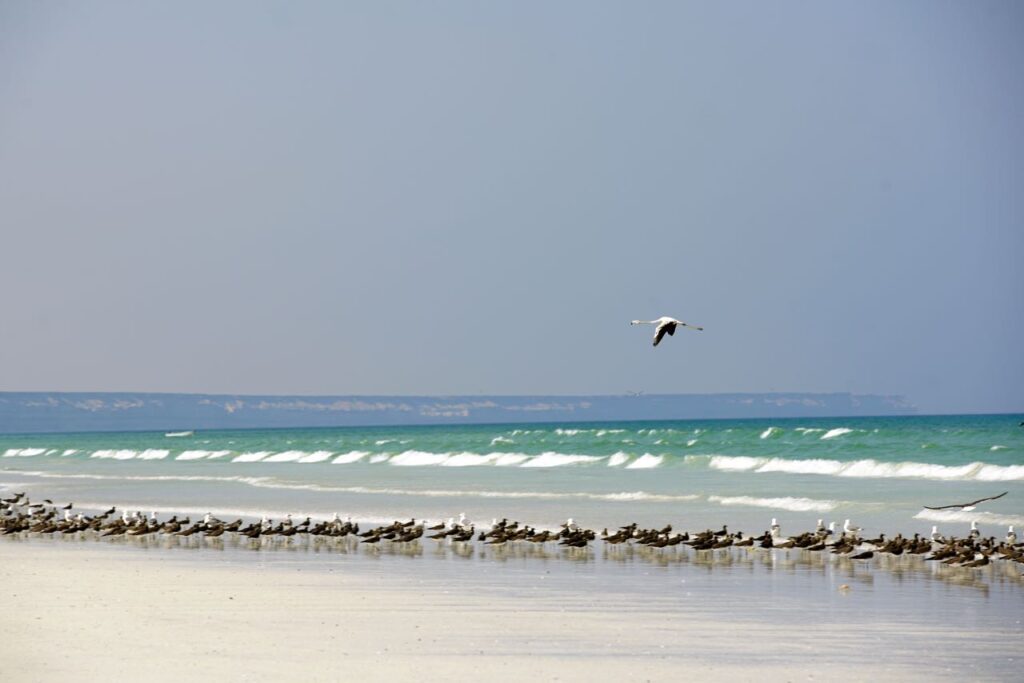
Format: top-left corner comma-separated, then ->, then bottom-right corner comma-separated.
389,451 -> 451,467
555,429 -> 582,436
842,461 -> 977,480
760,427 -> 780,439
262,451 -> 307,463
705,455 -> 1024,482
332,451 -> 369,464
607,452 -> 629,467
137,449 -> 170,460
914,509 -> 1024,527
757,458 -> 843,475
520,452 -> 603,468
90,449 -> 138,460
490,436 -> 514,445
374,439 -> 394,446
975,463 -> 1024,481
600,492 -> 700,502
625,453 -> 663,469
686,439 -> 698,447
990,445 -> 1008,451
820,428 -> 853,440
176,450 -> 230,461
369,454 -> 390,464
442,452 -> 502,467
232,451 -> 271,463
709,495 -> 839,512
298,451 -> 333,463
494,453 -> 530,466
4,448 -> 47,457
707,455 -> 763,471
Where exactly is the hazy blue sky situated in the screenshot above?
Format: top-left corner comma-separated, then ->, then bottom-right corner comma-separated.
1,2 -> 1021,413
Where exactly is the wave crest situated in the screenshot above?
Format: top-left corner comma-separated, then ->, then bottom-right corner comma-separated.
708,495 -> 839,512
705,455 -> 1024,481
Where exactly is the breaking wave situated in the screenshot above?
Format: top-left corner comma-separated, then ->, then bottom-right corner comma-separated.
914,509 -> 1024,527
708,495 -> 840,512
703,455 -> 1024,481
625,454 -> 663,469
4,444 -> 1022,480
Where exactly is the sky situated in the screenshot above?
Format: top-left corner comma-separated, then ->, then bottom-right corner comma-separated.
1,2 -> 1021,414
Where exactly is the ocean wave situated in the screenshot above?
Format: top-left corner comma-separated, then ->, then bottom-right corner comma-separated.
913,509 -> 1024,527
389,451 -> 452,467
607,452 -> 629,467
91,450 -> 139,460
708,495 -> 839,512
3,448 -> 47,457
820,428 -> 853,440
263,450 -> 311,463
975,464 -> 1024,481
176,450 -> 231,461
760,427 -> 781,440
520,452 -> 603,468
332,451 -> 369,464
298,451 -> 333,464
232,451 -> 271,463
625,454 -> 663,469
138,449 -> 170,460
441,453 -> 501,467
494,453 -> 531,466
703,455 -> 1024,481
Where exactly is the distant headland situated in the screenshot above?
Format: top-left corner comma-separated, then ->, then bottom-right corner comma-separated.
0,392 -> 916,434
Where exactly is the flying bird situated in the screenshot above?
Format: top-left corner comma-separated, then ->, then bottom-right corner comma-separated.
923,491 -> 1008,511
630,316 -> 703,347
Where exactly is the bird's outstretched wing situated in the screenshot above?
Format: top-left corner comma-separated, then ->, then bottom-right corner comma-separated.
923,491 -> 1007,510
653,323 -> 674,346
965,491 -> 1008,506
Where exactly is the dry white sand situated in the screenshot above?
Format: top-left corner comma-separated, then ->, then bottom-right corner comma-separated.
0,542 -> 1011,682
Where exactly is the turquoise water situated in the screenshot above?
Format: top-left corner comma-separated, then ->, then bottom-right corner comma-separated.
2,414 -> 1022,538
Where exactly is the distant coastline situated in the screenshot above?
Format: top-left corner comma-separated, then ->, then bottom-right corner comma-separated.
0,391 -> 916,434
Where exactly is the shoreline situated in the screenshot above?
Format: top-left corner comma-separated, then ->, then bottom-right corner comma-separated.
2,540 -> 1021,682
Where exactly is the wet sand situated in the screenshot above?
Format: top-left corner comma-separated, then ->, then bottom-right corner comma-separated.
1,540 -> 1021,682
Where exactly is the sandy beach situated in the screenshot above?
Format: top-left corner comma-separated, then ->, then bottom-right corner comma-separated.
2,539 -> 1020,682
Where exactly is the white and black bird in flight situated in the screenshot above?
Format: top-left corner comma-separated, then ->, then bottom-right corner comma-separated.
630,317 -> 703,347
923,491 -> 1008,512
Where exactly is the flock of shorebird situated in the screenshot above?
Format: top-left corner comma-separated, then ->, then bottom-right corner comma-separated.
2,491 -> 1021,571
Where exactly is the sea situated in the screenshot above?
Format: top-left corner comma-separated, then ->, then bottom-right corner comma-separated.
2,413 -> 1022,540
